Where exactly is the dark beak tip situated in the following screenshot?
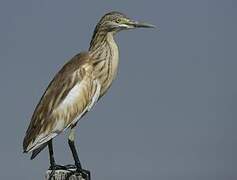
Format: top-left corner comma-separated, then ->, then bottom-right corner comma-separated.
134,22 -> 157,29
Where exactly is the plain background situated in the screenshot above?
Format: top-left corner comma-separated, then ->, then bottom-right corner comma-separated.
0,0 -> 236,179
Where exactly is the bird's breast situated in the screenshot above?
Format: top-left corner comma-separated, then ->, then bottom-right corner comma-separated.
94,37 -> 119,96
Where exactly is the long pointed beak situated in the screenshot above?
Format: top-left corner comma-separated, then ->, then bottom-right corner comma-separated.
133,21 -> 156,28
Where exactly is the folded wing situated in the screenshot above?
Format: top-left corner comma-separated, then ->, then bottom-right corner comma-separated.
23,52 -> 100,154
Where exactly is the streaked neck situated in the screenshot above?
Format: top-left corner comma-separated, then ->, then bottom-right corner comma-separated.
89,30 -> 116,52
89,31 -> 119,95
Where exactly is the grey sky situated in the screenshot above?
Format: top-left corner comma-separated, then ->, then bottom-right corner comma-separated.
0,0 -> 236,180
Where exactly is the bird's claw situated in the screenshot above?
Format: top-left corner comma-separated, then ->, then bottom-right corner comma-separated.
49,164 -> 68,170
64,164 -> 77,169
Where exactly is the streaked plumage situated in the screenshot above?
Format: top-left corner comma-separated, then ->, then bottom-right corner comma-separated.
23,53 -> 99,151
23,11 -> 155,179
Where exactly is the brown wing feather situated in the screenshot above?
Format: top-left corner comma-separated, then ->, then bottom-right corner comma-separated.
23,52 -> 91,152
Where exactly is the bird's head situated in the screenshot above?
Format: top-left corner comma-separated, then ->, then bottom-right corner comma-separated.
89,11 -> 156,50
94,11 -> 156,33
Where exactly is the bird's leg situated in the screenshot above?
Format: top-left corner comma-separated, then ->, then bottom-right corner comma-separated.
48,139 -> 56,169
48,139 -> 66,170
66,127 -> 91,180
48,140 -> 72,179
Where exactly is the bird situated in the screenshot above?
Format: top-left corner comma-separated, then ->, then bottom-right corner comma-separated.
23,11 -> 155,179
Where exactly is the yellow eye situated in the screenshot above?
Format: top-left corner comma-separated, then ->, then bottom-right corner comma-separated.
115,18 -> 121,23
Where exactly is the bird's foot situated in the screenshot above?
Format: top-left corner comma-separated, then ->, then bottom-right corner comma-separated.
64,164 -> 77,169
65,168 -> 90,180
49,164 -> 69,170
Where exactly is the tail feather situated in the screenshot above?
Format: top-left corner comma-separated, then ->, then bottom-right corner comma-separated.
30,143 -> 48,160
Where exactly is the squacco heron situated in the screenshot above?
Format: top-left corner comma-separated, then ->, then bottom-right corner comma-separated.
23,11 -> 155,179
